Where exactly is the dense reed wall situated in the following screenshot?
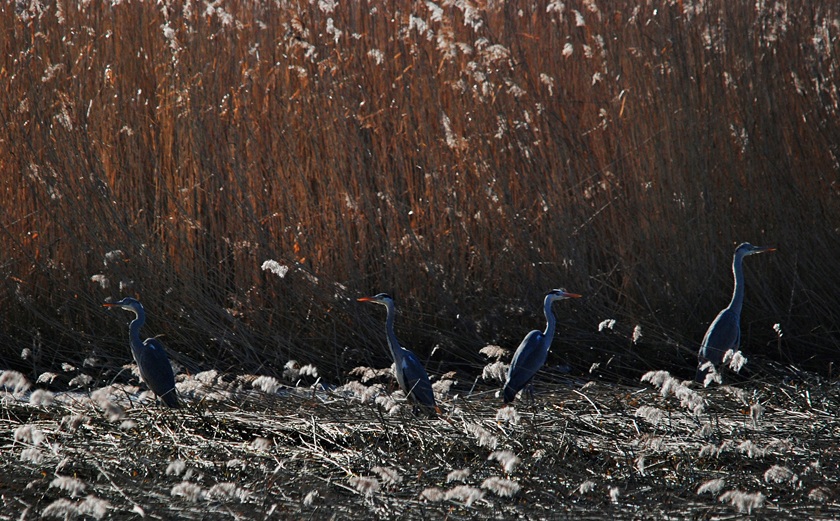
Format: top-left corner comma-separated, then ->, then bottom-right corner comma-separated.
1,0 -> 837,383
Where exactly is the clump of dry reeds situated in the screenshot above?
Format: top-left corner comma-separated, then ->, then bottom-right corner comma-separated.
1,367 -> 839,518
1,0 -> 838,392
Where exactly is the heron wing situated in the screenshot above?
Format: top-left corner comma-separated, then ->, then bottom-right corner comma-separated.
504,330 -> 547,402
699,308 -> 741,365
399,349 -> 437,409
139,338 -> 179,407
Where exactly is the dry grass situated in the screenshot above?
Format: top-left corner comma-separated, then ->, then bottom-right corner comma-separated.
0,0 -> 839,442
1,367 -> 839,519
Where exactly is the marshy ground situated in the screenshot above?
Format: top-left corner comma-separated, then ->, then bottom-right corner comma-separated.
2,363 -> 838,519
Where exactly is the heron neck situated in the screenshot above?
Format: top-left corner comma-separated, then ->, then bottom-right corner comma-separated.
384,303 -> 404,364
728,252 -> 746,315
128,308 -> 146,356
543,296 -> 557,341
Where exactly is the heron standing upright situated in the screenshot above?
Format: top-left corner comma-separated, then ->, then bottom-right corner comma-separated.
104,297 -> 180,408
503,288 -> 581,403
696,242 -> 775,384
357,293 -> 439,413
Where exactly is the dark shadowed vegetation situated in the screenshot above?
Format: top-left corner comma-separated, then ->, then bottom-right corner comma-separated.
1,0 -> 838,382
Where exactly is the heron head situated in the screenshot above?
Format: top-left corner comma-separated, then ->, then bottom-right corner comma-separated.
103,296 -> 143,314
735,242 -> 776,257
547,288 -> 582,301
357,293 -> 394,307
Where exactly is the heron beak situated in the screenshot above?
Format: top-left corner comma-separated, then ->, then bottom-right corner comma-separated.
102,302 -> 117,308
754,246 -> 776,255
357,297 -> 373,303
564,292 -> 583,299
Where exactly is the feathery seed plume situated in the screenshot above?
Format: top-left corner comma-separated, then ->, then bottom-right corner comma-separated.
764,465 -> 797,484
261,260 -> 289,278
166,460 -> 186,476
481,476 -> 520,497
479,345 -> 509,360
0,370 -> 31,395
635,405 -> 664,425
29,389 -> 54,406
488,450 -> 521,473
372,466 -> 402,485
420,487 -> 445,501
697,478 -> 726,495
718,490 -> 765,514
578,480 -> 597,494
50,476 -> 87,498
375,394 -> 401,415
208,483 -> 250,501
349,476 -> 380,497
444,485 -> 484,506
250,437 -> 272,451
598,319 -> 616,332
446,468 -> 471,483
37,372 -> 59,384
481,361 -> 508,383
495,405 -> 520,425
465,423 -> 498,449
171,481 -> 205,502
252,376 -> 281,394
20,447 -> 44,464
14,425 -> 45,446
303,490 -> 319,506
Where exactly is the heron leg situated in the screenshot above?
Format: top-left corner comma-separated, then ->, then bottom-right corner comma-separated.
411,403 -> 436,418
526,379 -> 537,404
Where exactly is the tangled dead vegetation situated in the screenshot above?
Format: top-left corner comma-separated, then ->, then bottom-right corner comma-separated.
1,369 -> 838,519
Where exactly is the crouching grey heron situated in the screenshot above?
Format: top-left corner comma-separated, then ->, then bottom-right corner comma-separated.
503,288 -> 581,403
357,293 -> 439,414
696,243 -> 775,384
104,297 -> 180,408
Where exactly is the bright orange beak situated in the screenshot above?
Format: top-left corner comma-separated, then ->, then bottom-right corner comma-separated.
103,302 -> 117,308
357,297 -> 373,303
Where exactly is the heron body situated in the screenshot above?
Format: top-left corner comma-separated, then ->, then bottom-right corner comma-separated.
357,293 -> 438,412
104,297 -> 179,408
696,243 -> 775,383
503,289 -> 581,403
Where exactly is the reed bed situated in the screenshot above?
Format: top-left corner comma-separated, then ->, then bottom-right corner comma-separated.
1,1 -> 839,396
1,366 -> 838,518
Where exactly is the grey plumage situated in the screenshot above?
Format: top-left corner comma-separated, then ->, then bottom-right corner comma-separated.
104,297 -> 179,407
357,293 -> 438,413
504,289 -> 581,403
696,243 -> 775,383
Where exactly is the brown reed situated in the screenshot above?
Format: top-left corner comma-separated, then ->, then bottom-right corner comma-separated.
0,0 -> 837,383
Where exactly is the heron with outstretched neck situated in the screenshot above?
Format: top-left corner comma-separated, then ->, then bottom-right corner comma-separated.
504,288 -> 581,403
104,297 -> 180,408
357,293 -> 439,413
696,242 -> 775,384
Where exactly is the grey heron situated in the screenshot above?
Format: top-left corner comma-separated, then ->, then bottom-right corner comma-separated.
696,242 -> 775,383
503,288 -> 581,403
104,297 -> 180,408
357,293 -> 439,414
